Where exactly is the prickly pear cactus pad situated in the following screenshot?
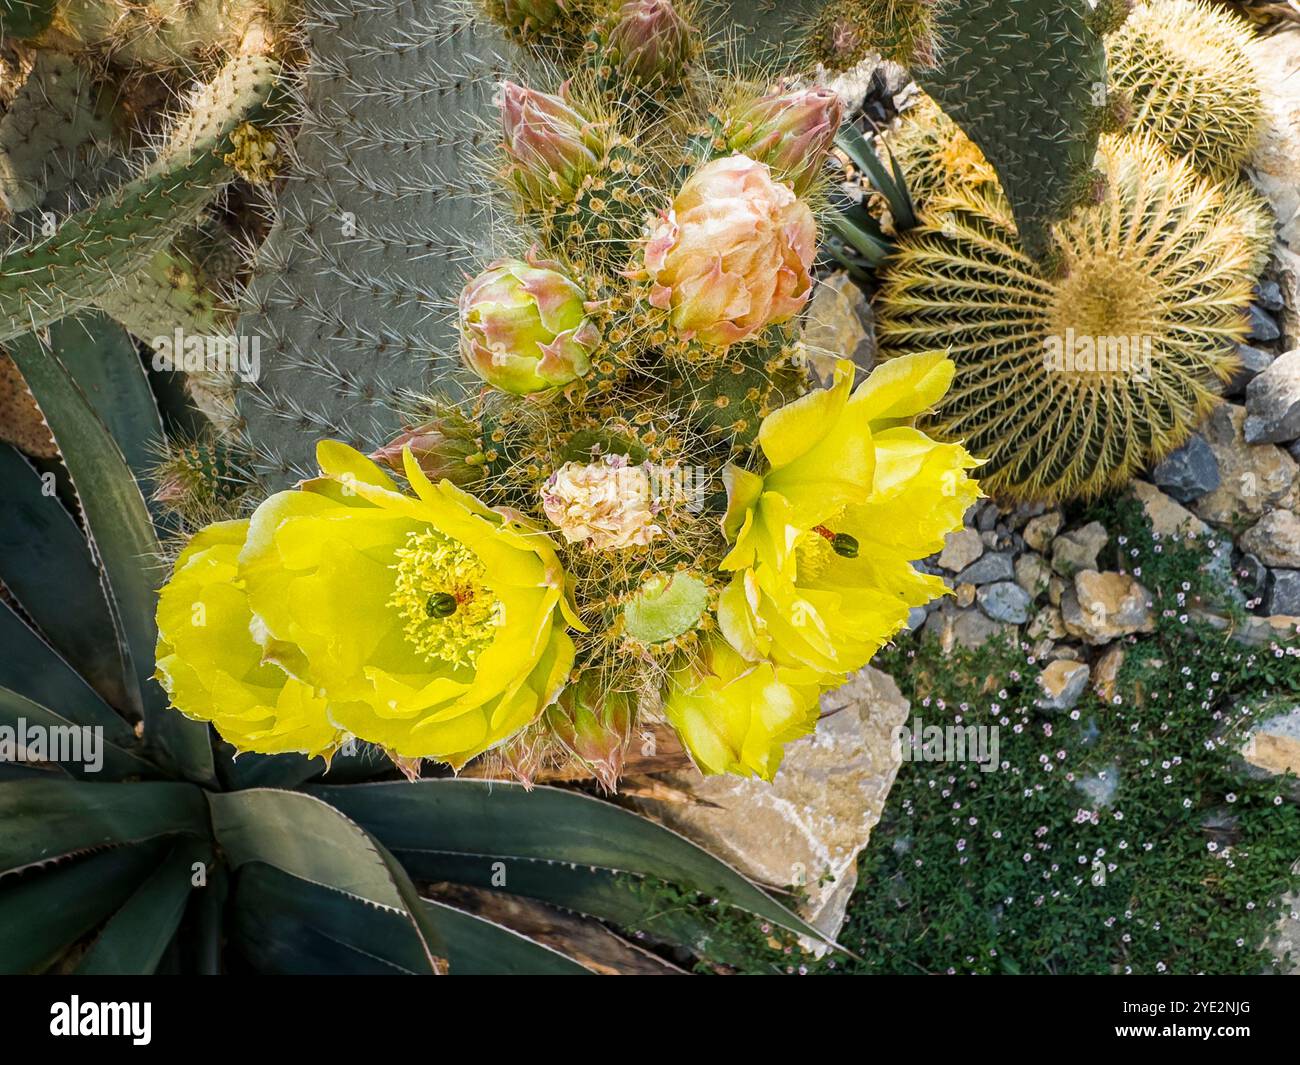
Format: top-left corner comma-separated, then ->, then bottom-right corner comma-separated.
911,0 -> 1111,261
155,0 -> 982,787
235,1 -> 511,484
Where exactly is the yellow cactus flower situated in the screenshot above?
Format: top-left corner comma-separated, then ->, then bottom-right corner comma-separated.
154,521 -> 343,759
155,441 -> 582,768
662,636 -> 823,781
717,353 -> 981,677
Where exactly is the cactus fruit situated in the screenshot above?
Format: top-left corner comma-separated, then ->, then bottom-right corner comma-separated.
0,53 -> 279,342
150,432 -> 253,535
874,134 -> 1270,503
1107,0 -> 1264,180
805,0 -> 947,71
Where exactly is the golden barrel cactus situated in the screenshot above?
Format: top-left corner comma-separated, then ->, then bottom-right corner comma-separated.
875,134 -> 1270,502
1107,0 -> 1265,179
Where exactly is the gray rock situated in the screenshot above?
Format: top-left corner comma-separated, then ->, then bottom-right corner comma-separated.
1240,510 -> 1300,568
1074,764 -> 1119,809
1015,552 -> 1053,600
938,527 -> 984,572
1150,434 -> 1220,502
1007,501 -> 1047,530
976,503 -> 999,533
1257,280 -> 1285,312
1238,553 -> 1269,596
1291,439 -> 1300,463
1226,345 -> 1277,397
636,666 -> 913,947
1050,521 -> 1109,576
1061,570 -> 1156,644
1245,349 -> 1300,445
955,552 -> 1015,586
1023,511 -> 1064,552
801,271 -> 875,381
977,581 -> 1032,624
922,602 -> 1017,651
1249,304 -> 1282,343
906,605 -> 928,632
1270,570 -> 1300,616
1191,404 -> 1299,527
1239,704 -> 1300,787
1035,659 -> 1091,711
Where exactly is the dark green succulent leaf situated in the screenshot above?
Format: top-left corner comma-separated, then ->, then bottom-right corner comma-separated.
419,896 -> 594,975
401,851 -> 773,969
837,125 -> 916,232
828,214 -> 892,266
0,0 -> 55,39
312,780 -> 830,946
215,740 -> 392,791
0,843 -> 165,975
0,444 -> 129,708
229,861 -> 591,975
208,788 -> 448,973
0,685 -> 155,781
5,330 -> 215,783
49,313 -> 164,489
231,863 -> 431,975
0,599 -> 133,740
0,779 -> 208,875
75,838 -> 211,975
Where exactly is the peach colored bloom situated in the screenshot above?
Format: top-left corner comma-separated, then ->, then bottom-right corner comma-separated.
644,154 -> 816,347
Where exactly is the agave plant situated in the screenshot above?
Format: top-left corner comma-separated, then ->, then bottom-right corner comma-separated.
0,318 -> 836,975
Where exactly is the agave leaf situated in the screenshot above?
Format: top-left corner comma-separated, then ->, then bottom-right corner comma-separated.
0,599 -> 134,740
312,779 -> 832,946
215,740 -> 392,791
403,852 -> 779,969
230,862 -> 430,974
4,330 -> 215,783
0,779 -> 208,876
74,837 -> 212,975
0,843 -> 165,975
418,896 -> 594,975
49,313 -> 164,488
208,788 -> 449,974
837,125 -> 917,232
229,862 -> 591,975
0,685 -> 156,781
0,444 -> 129,708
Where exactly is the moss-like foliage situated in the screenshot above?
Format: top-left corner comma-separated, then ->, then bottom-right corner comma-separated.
833,497 -> 1300,976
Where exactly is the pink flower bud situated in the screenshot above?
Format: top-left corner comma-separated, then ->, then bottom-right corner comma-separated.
726,88 -> 844,194
547,675 -> 634,792
370,409 -> 485,487
498,81 -> 605,203
459,256 -> 598,395
606,0 -> 694,85
644,154 -> 817,348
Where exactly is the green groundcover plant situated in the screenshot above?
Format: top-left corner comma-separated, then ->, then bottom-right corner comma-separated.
829,496 -> 1300,975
